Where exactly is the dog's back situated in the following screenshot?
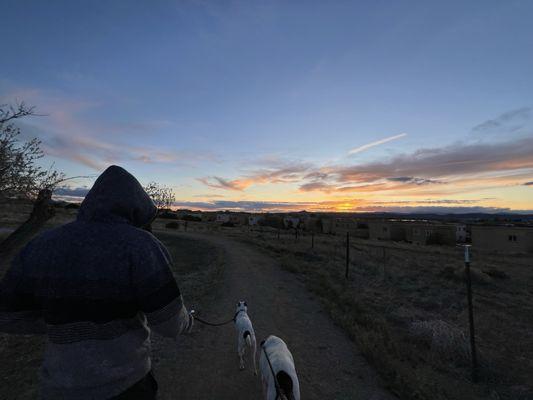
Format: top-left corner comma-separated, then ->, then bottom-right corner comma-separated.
235,301 -> 257,374
260,335 -> 300,400
235,310 -> 254,336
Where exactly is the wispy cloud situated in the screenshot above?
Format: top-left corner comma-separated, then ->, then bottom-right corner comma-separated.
335,137 -> 533,184
387,177 -> 443,185
472,107 -> 532,137
173,200 -> 311,212
198,161 -> 311,191
199,136 -> 533,199
2,87 -> 216,171
192,193 -> 225,198
54,186 -> 90,197
170,199 -> 532,214
196,176 -> 251,191
348,133 -> 407,155
40,130 -> 203,171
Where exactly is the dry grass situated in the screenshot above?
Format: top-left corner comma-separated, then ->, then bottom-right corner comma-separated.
197,224 -> 533,400
409,320 -> 470,364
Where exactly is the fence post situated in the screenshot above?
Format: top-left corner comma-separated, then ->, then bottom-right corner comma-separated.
464,245 -> 478,382
382,247 -> 387,281
345,231 -> 350,279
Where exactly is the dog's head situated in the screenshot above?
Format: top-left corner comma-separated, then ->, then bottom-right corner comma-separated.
236,300 -> 248,313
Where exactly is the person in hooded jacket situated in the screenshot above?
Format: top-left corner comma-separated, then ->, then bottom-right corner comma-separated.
0,165 -> 194,399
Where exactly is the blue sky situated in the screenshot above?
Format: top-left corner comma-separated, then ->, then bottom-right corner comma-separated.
1,1 -> 532,212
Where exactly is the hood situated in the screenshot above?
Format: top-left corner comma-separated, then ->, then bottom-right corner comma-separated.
77,165 -> 157,227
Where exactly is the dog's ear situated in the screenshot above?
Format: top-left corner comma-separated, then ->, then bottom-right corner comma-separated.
244,301 -> 248,307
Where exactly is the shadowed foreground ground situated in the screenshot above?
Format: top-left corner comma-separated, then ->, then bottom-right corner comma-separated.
153,231 -> 396,400
0,229 -> 395,399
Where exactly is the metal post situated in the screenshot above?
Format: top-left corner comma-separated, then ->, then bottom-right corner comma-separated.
345,231 -> 350,279
464,245 -> 478,382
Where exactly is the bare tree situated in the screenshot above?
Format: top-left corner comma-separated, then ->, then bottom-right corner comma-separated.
0,102 -> 64,199
0,102 -> 65,261
143,181 -> 175,210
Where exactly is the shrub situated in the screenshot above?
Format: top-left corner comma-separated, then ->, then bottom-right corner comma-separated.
259,216 -> 283,229
165,221 -> 179,229
181,214 -> 201,222
159,211 -> 177,219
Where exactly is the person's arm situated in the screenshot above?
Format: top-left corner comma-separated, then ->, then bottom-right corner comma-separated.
0,253 -> 46,335
133,238 -> 192,338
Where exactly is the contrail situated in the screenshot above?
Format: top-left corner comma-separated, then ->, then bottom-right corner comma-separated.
348,133 -> 407,155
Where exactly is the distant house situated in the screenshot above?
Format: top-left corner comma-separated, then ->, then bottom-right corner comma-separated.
248,215 -> 264,226
216,214 -> 231,223
405,223 -> 461,246
320,218 -> 334,234
302,217 -> 322,232
368,221 -> 406,241
283,217 -> 300,229
328,218 -> 369,238
215,213 -> 248,225
229,213 -> 248,225
471,225 -> 533,254
201,212 -> 217,222
456,224 -> 467,243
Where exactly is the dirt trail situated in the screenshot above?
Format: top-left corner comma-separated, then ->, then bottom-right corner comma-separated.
153,232 -> 397,400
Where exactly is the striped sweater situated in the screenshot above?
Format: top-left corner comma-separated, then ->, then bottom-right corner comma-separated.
0,165 -> 191,399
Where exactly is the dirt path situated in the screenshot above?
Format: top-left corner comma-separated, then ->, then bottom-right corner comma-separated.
152,232 -> 396,400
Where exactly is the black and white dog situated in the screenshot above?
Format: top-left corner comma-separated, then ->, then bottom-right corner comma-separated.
260,335 -> 300,400
234,300 -> 257,374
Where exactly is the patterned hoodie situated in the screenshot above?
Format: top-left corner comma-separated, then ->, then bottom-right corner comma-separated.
0,165 -> 191,399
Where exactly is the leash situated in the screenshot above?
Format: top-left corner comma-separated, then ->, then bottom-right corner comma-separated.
189,310 -> 243,327
260,340 -> 285,400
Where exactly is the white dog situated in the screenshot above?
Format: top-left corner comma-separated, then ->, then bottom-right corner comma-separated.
234,300 -> 257,374
260,335 -> 300,400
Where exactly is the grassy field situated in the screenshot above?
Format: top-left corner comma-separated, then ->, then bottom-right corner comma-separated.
167,221 -> 533,400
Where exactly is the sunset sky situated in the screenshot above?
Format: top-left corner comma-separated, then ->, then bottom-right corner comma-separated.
1,1 -> 532,213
